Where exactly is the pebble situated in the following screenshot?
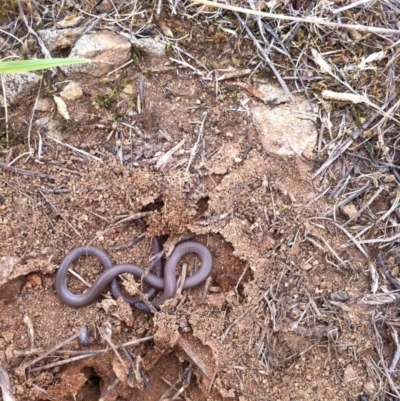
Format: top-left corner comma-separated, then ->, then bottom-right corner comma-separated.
343,364 -> 357,382
363,380 -> 375,396
383,174 -> 396,183
0,72 -> 41,106
340,204 -> 358,219
1,331 -> 14,343
60,82 -> 83,102
329,291 -> 349,302
16,385 -> 24,395
63,30 -> 131,77
302,263 -> 312,271
96,0 -> 113,12
35,98 -> 53,112
27,274 -> 42,287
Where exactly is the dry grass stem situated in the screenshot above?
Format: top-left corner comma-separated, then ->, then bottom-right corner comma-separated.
189,0 -> 400,34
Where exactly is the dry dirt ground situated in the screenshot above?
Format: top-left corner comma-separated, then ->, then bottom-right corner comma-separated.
0,10 -> 395,401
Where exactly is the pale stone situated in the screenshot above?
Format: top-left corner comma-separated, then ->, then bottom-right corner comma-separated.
55,15 -> 84,29
1,331 -> 14,343
343,364 -> 357,382
1,73 -> 41,106
132,37 -> 166,58
38,27 -> 84,51
63,30 -> 131,77
251,84 -> 317,158
35,98 -> 53,112
340,204 -> 358,219
60,81 -> 83,101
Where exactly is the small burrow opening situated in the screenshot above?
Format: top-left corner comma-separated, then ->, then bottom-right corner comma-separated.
195,196 -> 210,218
209,236 -> 251,301
140,198 -> 164,214
76,367 -> 102,401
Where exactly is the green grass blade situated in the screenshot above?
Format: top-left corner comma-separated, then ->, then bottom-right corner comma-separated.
0,58 -> 91,74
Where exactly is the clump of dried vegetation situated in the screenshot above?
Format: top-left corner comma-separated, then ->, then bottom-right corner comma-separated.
1,0 -> 400,399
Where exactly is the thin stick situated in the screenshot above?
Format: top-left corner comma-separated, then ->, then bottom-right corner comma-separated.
28,327 -> 88,368
189,0 -> 400,35
389,326 -> 400,372
313,94 -> 395,178
99,325 -> 130,378
235,12 -> 294,103
47,136 -> 103,163
178,340 -> 210,379
30,354 -> 97,373
30,336 -> 154,374
1,75 -> 9,143
187,112 -> 207,171
330,222 -> 369,258
0,366 -> 15,401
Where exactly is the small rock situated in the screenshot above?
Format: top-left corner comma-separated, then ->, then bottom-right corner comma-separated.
35,98 -> 53,112
0,37 -> 5,46
252,84 -> 317,158
363,380 -> 375,396
329,291 -> 349,302
343,364 -> 357,383
55,14 -> 84,29
0,73 -> 41,106
1,331 -> 14,343
15,385 -> 24,396
0,256 -> 18,281
60,81 -> 83,101
207,293 -> 226,310
37,27 -> 84,51
96,0 -> 113,12
132,37 -> 166,58
27,274 -> 42,287
63,30 -> 131,77
383,174 -> 396,183
340,204 -> 358,219
302,263 -> 313,271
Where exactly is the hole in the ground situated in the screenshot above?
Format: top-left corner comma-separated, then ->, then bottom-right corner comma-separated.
210,236 -> 252,301
194,196 -> 210,219
141,198 -> 164,214
76,367 -> 102,401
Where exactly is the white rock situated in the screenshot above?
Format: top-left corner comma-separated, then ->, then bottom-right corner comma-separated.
1,73 -> 41,106
251,84 -> 317,158
132,37 -> 166,58
0,256 -> 19,281
63,30 -> 131,77
55,14 -> 84,29
340,204 -> 358,219
60,81 -> 83,101
37,27 -> 84,51
343,364 -> 357,382
96,0 -> 113,12
35,98 -> 53,112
